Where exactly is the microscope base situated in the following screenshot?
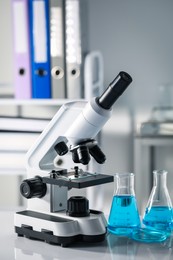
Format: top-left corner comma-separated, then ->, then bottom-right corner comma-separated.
14,210 -> 107,247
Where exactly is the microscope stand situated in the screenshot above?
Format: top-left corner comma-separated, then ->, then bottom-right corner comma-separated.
15,172 -> 113,247
15,209 -> 107,247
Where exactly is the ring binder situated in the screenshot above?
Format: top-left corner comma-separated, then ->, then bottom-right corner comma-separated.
29,0 -> 51,98
49,0 -> 66,98
65,0 -> 88,99
84,51 -> 104,100
12,0 -> 31,99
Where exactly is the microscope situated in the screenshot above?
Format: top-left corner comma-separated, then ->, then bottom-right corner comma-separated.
14,71 -> 132,247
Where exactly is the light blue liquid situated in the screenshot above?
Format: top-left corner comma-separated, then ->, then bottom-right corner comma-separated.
143,206 -> 173,231
107,195 -> 141,236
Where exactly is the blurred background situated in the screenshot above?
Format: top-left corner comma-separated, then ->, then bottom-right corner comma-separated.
0,0 -> 173,214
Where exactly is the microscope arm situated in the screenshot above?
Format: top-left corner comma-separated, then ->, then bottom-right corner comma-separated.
26,71 -> 132,176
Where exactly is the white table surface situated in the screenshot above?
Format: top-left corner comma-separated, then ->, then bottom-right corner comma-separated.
0,209 -> 173,260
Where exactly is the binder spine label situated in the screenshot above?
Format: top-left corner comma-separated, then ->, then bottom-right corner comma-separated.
33,1 -> 47,62
13,2 -> 28,54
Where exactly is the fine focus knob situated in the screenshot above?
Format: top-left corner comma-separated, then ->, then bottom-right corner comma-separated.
67,196 -> 90,217
20,176 -> 47,199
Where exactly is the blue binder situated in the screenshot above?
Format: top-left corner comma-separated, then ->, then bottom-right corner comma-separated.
29,0 -> 51,98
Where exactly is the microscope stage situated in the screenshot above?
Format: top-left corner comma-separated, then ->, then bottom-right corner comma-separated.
42,172 -> 114,189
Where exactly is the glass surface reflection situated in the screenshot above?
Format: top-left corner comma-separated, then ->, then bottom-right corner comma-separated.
107,232 -> 173,260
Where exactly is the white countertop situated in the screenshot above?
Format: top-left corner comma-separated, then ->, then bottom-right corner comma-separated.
0,209 -> 173,260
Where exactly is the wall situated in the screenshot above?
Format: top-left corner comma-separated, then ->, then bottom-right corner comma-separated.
88,0 -> 173,113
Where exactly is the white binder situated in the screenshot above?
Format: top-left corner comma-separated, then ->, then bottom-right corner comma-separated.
84,51 -> 104,100
65,0 -> 88,99
49,0 -> 66,98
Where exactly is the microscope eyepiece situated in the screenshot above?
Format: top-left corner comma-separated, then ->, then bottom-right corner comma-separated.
97,71 -> 132,110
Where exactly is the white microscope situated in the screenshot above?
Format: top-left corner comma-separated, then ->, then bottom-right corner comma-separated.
14,71 -> 132,247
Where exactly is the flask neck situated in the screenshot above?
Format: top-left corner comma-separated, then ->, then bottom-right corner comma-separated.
114,173 -> 135,196
147,170 -> 172,208
153,170 -> 167,189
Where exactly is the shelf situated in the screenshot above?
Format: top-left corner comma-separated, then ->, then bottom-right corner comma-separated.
0,99 -> 68,106
0,98 -> 86,106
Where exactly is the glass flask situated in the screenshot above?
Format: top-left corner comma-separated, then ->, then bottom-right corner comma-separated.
107,173 -> 141,236
158,83 -> 173,109
143,170 -> 173,231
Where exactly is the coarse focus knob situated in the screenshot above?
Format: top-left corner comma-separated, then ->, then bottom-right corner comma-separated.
20,176 -> 47,199
54,141 -> 68,156
67,196 -> 90,217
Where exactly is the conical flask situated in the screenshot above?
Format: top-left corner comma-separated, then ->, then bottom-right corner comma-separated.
107,173 -> 141,236
143,169 -> 173,231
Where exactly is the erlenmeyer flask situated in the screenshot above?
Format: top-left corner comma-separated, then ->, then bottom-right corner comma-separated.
107,173 -> 141,236
143,170 -> 173,231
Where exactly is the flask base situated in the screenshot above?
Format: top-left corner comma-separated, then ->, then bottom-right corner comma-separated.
131,228 -> 168,243
107,225 -> 139,236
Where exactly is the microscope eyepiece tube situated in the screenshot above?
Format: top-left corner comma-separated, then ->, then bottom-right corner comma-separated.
98,71 -> 132,110
64,71 -> 132,147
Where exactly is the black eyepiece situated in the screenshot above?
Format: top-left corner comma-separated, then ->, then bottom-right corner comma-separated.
98,71 -> 132,110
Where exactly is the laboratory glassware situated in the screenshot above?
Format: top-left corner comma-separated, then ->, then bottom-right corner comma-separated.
131,227 -> 167,243
151,83 -> 173,122
143,169 -> 173,231
107,173 -> 141,236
